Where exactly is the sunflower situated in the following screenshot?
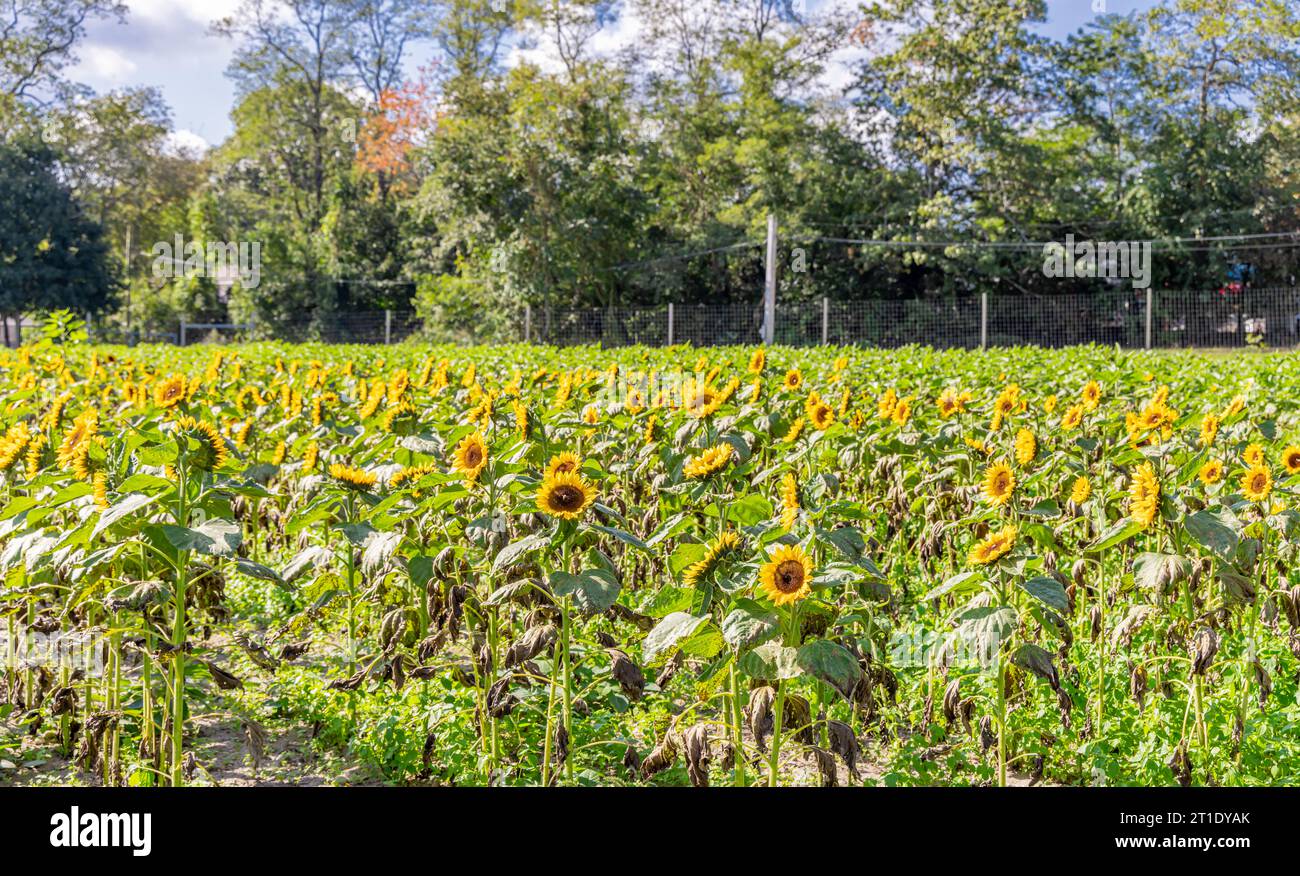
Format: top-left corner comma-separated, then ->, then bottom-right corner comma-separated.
173,415 -> 228,472
782,417 -> 805,443
891,397 -> 912,426
683,532 -> 742,587
1199,414 -> 1219,448
1081,381 -> 1101,411
154,373 -> 187,409
1068,475 -> 1090,505
452,431 -> 489,483
969,525 -> 1018,566
783,369 -> 802,391
1198,458 -> 1223,485
809,401 -> 835,431
381,401 -> 418,435
982,461 -> 1015,506
1241,464 -> 1272,503
748,348 -> 766,373
56,407 -> 98,468
303,441 -> 319,471
936,388 -> 966,418
683,443 -> 734,479
1222,394 -> 1246,419
0,422 -> 32,471
1043,394 -> 1058,414
758,543 -> 814,606
329,463 -> 378,490
537,470 -> 598,520
92,471 -> 109,509
877,388 -> 898,420
544,452 -> 581,479
1128,461 -> 1160,529
1014,428 -> 1036,466
1243,443 -> 1265,467
1060,403 -> 1084,430
780,471 -> 799,530
1283,446 -> 1300,475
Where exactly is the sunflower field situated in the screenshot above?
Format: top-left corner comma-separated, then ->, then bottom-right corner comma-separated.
3,332 -> 1300,789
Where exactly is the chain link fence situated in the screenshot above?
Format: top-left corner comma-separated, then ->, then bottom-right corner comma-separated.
47,287 -> 1300,349
524,287 -> 1300,350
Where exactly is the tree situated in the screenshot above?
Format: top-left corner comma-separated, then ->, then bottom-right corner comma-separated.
0,140 -> 114,343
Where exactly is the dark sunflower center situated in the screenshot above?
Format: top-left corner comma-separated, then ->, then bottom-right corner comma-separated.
554,461 -> 575,474
466,447 -> 482,467
551,485 -> 583,511
774,560 -> 804,593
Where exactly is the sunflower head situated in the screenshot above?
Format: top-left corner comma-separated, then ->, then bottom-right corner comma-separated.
809,401 -> 835,431
1241,464 -> 1272,503
783,369 -> 802,391
683,531 -> 742,587
1068,475 -> 1091,505
1243,443 -> 1265,467
969,525 -> 1017,566
173,415 -> 228,472
537,470 -> 597,520
544,452 -> 581,479
1128,461 -> 1160,529
154,373 -> 187,409
759,543 -> 814,606
683,443 -> 733,479
1014,428 -> 1036,466
1198,458 -> 1223,485
983,461 -> 1015,506
329,462 -> 378,490
1283,446 -> 1300,475
452,431 -> 489,483
748,349 -> 766,373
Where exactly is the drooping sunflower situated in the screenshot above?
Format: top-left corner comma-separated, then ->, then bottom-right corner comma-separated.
1283,446 -> 1300,475
969,525 -> 1018,566
684,531 -> 742,587
758,543 -> 814,607
329,462 -> 378,490
1014,428 -> 1036,466
782,417 -> 805,443
1128,461 -> 1160,529
544,452 -> 581,480
1068,475 -> 1091,505
877,388 -> 898,420
303,441 -> 319,471
1198,458 -> 1223,485
1241,464 -> 1272,503
780,471 -> 799,530
0,422 -> 32,471
452,431 -> 489,483
783,369 -> 802,391
173,415 -> 228,472
683,443 -> 733,479
1199,414 -> 1219,448
92,471 -> 109,509
154,373 -> 187,409
537,470 -> 598,520
982,461 -> 1015,506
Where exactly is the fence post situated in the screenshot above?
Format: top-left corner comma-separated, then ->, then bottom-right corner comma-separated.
763,214 -> 777,346
384,309 -> 392,345
667,303 -> 675,346
822,297 -> 829,345
980,293 -> 988,350
524,304 -> 532,343
179,319 -> 187,346
1144,288 -> 1153,349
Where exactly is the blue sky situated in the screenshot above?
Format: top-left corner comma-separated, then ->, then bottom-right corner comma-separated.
69,0 -> 1162,150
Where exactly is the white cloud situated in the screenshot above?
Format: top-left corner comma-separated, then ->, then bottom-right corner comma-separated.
166,128 -> 211,154
71,45 -> 139,82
